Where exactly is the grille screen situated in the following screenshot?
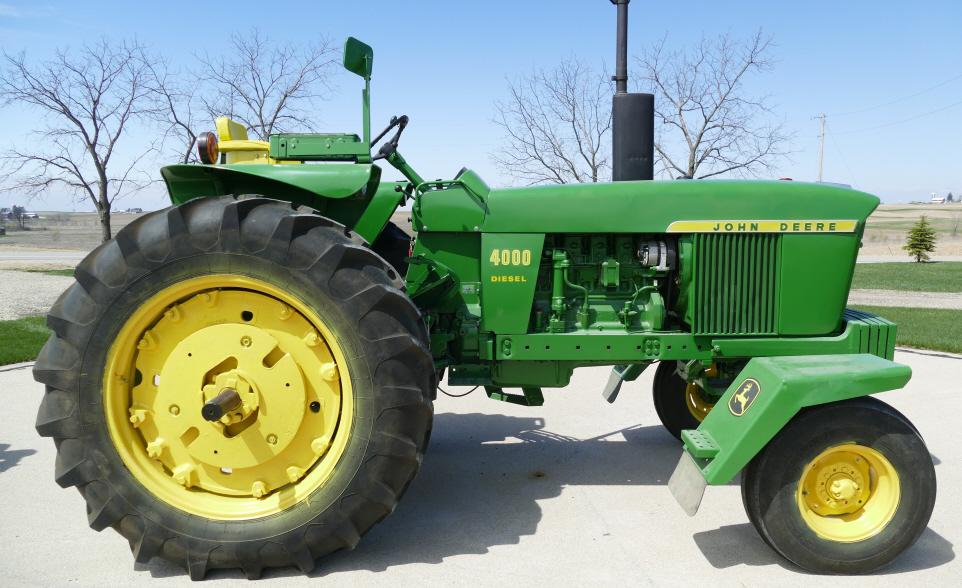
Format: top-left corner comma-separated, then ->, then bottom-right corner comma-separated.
692,233 -> 780,335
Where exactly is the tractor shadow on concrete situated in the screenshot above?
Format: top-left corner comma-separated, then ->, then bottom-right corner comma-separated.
313,413 -> 694,576
144,411 -> 689,579
0,442 -> 36,474
141,410 -> 955,580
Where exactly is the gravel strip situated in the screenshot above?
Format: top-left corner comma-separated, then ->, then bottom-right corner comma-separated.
0,270 -> 73,320
848,288 -> 962,310
857,255 -> 962,263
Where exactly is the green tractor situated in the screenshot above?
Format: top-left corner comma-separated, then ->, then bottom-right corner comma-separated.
34,30 -> 935,580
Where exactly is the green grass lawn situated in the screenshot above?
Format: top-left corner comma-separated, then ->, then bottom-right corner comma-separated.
852,262 -> 962,292
0,316 -> 50,365
853,305 -> 962,354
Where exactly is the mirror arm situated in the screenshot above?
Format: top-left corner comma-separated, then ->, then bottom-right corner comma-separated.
362,76 -> 371,146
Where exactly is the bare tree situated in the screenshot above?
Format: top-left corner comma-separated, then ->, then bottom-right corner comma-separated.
199,30 -> 338,140
493,59 -> 612,184
638,30 -> 789,179
0,41 -> 153,241
146,58 -> 203,164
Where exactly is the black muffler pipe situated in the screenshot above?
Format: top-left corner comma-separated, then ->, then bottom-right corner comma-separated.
610,0 -> 654,181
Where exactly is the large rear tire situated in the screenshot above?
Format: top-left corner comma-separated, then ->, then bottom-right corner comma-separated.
741,397 -> 936,573
33,195 -> 435,579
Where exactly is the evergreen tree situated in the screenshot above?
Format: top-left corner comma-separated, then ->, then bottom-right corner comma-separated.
903,215 -> 938,262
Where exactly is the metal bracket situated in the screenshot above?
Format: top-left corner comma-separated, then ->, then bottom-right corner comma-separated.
602,363 -> 650,403
485,386 -> 544,407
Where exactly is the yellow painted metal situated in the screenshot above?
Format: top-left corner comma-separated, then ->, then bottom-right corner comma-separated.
214,116 -> 272,164
104,275 -> 354,520
666,219 -> 858,233
796,443 -> 901,543
685,382 -> 715,422
685,364 -> 718,422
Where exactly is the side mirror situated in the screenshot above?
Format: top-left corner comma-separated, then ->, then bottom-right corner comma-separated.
342,37 -> 373,79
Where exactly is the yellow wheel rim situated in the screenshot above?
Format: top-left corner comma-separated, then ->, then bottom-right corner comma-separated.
685,382 -> 716,422
796,444 -> 900,543
104,275 -> 353,520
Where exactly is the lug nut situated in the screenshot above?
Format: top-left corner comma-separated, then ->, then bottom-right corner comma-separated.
266,434 -> 278,445
137,331 -> 157,351
240,335 -> 252,348
320,362 -> 339,382
286,466 -> 304,483
303,332 -> 320,347
251,480 -> 268,498
311,436 -> 331,455
172,464 -> 197,488
169,404 -> 180,416
164,306 -> 182,323
146,438 -> 166,459
128,409 -> 147,428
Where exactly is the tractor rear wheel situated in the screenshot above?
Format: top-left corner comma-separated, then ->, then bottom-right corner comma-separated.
741,397 -> 936,574
652,361 -> 715,439
33,195 -> 435,579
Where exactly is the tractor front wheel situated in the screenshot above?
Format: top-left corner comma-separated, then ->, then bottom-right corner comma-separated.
33,196 -> 435,579
741,397 -> 936,574
652,361 -> 716,439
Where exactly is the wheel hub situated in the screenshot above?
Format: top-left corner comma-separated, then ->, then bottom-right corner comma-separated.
105,276 -> 354,520
796,444 -> 901,543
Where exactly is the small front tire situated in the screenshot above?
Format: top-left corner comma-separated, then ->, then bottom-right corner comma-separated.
742,397 -> 936,574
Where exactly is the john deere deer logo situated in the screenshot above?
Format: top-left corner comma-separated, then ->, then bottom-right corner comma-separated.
728,379 -> 760,416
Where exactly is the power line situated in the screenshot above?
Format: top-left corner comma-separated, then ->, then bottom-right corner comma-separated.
811,115 -> 825,182
828,71 -> 962,117
825,122 -> 859,187
832,97 -> 962,135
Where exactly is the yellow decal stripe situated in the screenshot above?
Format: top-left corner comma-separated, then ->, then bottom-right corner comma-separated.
666,220 -> 858,233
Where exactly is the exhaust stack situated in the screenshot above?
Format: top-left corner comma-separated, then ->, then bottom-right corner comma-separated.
610,0 -> 654,181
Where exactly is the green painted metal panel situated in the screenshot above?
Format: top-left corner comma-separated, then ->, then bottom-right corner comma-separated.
269,133 -> 370,161
415,185 -> 487,232
777,234 -> 860,334
683,353 -> 911,485
351,181 -> 406,243
480,233 -> 545,333
715,308 -> 898,360
161,163 -> 380,203
481,180 -> 879,234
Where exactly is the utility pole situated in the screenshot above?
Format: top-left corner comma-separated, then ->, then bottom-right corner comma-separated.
816,113 -> 826,182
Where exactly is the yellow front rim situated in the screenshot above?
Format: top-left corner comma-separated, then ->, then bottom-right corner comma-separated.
685,382 -> 716,422
104,275 -> 353,520
796,444 -> 900,543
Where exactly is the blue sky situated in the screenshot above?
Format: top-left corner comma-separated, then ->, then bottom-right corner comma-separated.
2,0 -> 961,210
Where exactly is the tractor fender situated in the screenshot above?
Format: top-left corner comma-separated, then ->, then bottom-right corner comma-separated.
159,164 -> 402,242
679,353 -> 911,485
161,163 -> 380,203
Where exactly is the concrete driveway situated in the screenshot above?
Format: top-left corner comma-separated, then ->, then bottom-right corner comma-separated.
1,351 -> 958,586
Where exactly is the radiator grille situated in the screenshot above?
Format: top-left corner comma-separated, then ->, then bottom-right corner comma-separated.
692,233 -> 780,335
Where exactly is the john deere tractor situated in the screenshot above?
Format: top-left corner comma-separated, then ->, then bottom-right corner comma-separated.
34,26 -> 935,580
